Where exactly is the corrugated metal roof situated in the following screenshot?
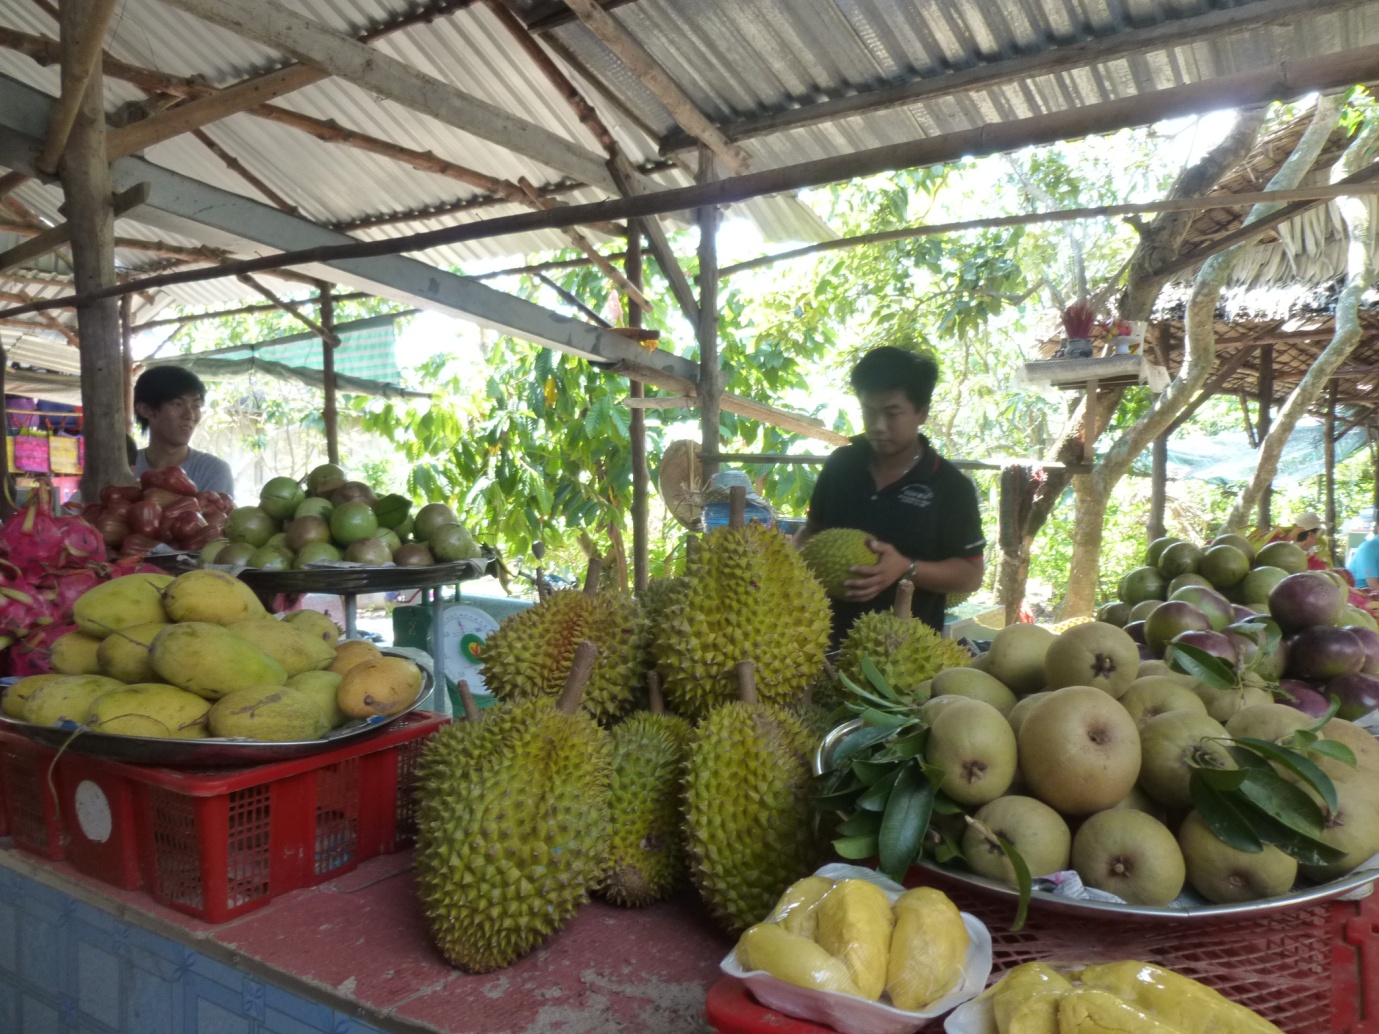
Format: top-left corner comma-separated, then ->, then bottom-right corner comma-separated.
1,0 -> 1377,353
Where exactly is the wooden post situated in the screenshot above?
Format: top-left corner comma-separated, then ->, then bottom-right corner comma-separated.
1149,432 -> 1167,543
62,0 -> 133,499
626,233 -> 649,594
0,349 -> 11,519
696,148 -> 721,482
1082,381 -> 1099,463
320,286 -> 339,465
119,292 -> 133,432
1258,344 -> 1274,528
1326,381 -> 1338,567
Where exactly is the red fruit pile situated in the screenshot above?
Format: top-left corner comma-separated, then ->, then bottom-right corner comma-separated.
79,467 -> 232,557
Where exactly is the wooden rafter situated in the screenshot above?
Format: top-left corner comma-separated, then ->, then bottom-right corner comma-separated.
0,287 -> 77,344
559,0 -> 751,175
192,129 -> 298,213
36,0 -> 119,173
158,0 -> 618,191
0,172 -> 26,199
0,182 -> 148,275
235,273 -> 338,344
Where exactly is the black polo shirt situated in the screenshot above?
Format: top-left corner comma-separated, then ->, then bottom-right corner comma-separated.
807,434 -> 985,636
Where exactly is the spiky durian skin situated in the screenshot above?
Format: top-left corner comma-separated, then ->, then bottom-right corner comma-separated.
836,610 -> 971,702
684,701 -> 820,935
413,699 -> 612,972
654,524 -> 830,719
481,589 -> 644,723
599,711 -> 693,907
800,528 -> 879,598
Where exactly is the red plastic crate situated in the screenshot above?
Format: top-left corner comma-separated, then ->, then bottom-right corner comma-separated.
0,712 -> 446,921
708,870 -> 1374,1034
0,732 -> 64,859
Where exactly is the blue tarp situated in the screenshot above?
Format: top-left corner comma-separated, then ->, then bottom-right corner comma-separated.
1127,422 -> 1369,486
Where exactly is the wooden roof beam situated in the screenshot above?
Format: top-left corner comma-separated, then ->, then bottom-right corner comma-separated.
658,0 -> 1373,155
1166,347 -> 1257,434
235,273 -> 338,344
156,0 -> 618,192
525,0 -> 637,32
0,171 -> 26,198
0,180 -> 147,275
105,0 -> 477,159
36,0 -> 119,173
560,0 -> 751,175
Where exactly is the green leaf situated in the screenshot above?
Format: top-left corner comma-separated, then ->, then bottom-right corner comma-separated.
1308,739 -> 1357,766
1229,797 -> 1345,866
837,672 -> 904,712
1165,642 -> 1238,692
1190,771 -> 1264,852
1288,728 -> 1320,751
860,656 -> 900,702
856,767 -> 904,812
852,758 -> 900,788
830,725 -> 896,768
1305,697 -> 1343,732
836,811 -> 883,838
1224,746 -> 1271,771
994,835 -> 1032,933
832,835 -> 878,860
857,708 -> 913,730
878,767 -> 933,883
871,730 -> 928,762
1235,768 -> 1328,839
1231,737 -> 1338,813
1192,767 -> 1248,792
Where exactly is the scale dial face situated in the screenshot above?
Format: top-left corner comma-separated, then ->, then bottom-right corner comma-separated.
436,605 -> 501,694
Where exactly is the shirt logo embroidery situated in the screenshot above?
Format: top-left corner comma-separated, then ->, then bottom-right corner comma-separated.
898,484 -> 934,508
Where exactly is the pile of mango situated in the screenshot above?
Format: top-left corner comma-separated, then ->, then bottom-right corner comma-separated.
1,569 -> 423,743
735,875 -> 969,1011
966,959 -> 1282,1034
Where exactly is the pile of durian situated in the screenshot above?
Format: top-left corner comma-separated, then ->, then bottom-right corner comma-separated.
737,875 -> 970,1011
411,500 -> 973,973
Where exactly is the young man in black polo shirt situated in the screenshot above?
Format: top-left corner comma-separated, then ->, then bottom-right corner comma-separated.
798,347 -> 985,641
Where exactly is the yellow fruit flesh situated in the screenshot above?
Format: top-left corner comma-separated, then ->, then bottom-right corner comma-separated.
1074,962 -> 1282,1034
1056,988 -> 1184,1033
812,879 -> 893,1001
735,923 -> 861,997
886,887 -> 969,1010
985,962 -> 1073,1034
765,876 -> 834,937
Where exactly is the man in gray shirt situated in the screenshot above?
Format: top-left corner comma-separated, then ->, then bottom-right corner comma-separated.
132,366 -> 235,497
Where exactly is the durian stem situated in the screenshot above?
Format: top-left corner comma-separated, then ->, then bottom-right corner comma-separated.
892,578 -> 915,618
684,533 -> 699,565
728,485 -> 747,528
557,640 -> 599,714
455,679 -> 480,722
646,671 -> 665,714
583,555 -> 603,595
736,659 -> 757,705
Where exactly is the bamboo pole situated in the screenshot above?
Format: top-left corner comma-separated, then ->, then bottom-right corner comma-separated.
320,286 -> 339,466
36,0 -> 119,173
626,232 -> 648,594
696,148 -> 721,483
131,292 -> 372,331
61,0 -> 133,497
1258,345 -> 1275,528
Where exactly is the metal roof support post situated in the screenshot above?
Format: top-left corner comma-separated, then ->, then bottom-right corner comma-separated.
320,286 -> 339,467
62,0 -> 132,498
696,148 -> 721,483
1326,382 -> 1338,567
1258,345 -> 1274,528
626,232 -> 649,594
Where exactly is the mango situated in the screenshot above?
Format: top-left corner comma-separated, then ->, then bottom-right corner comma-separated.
227,618 -> 335,676
161,569 -> 267,625
208,685 -> 330,741
95,621 -> 170,683
813,880 -> 893,1000
735,923 -> 860,996
329,639 -> 381,675
72,574 -> 169,638
51,632 -> 103,675
886,887 -> 969,1011
89,714 -> 172,738
3,674 -> 62,718
21,675 -> 123,726
151,622 -> 287,700
88,683 -> 211,739
287,670 -> 346,728
283,610 -> 341,646
338,656 -> 422,718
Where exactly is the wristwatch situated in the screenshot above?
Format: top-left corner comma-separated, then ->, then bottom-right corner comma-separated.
904,558 -> 917,582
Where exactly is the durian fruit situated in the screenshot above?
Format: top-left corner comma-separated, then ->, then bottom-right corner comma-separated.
836,581 -> 971,704
481,557 -> 644,723
414,649 -> 613,972
654,497 -> 830,719
684,659 -> 820,935
800,527 -> 879,598
598,674 -> 692,907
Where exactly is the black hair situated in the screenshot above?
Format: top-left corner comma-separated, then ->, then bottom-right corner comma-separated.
133,366 -> 206,431
850,346 -> 939,410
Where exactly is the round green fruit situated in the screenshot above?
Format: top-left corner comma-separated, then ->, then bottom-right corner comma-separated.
294,497 -> 334,520
376,528 -> 401,553
215,542 -> 256,567
1146,536 -> 1184,568
1199,544 -> 1250,589
430,522 -> 479,562
199,538 -> 230,566
259,475 -> 305,521
1118,566 -> 1167,605
395,516 -> 414,542
1210,534 -> 1256,564
285,515 -> 332,552
373,493 -> 412,530
1240,565 -> 1288,604
265,532 -> 289,550
1255,540 -> 1308,575
1158,541 -> 1203,578
294,541 -> 342,567
393,542 -> 434,566
225,506 -> 277,548
414,503 -> 459,543
306,463 -> 346,495
344,537 -> 392,566
1167,573 -> 1212,595
248,545 -> 293,571
1096,601 -> 1131,627
330,502 -> 378,545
